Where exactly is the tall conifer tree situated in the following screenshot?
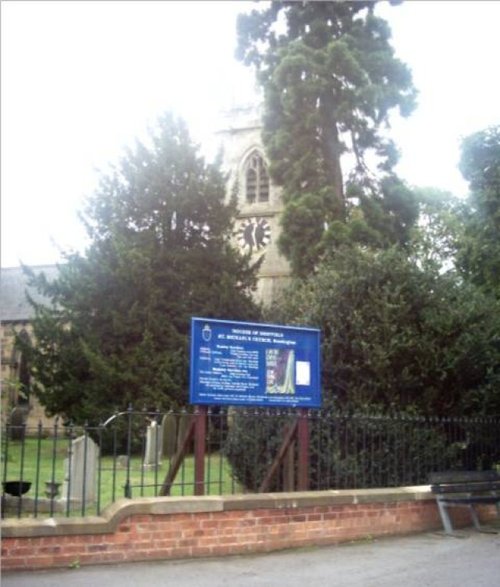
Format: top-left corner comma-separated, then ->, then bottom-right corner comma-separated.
237,1 -> 417,276
23,114 -> 260,423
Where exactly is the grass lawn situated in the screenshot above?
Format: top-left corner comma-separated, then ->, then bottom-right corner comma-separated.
2,436 -> 240,517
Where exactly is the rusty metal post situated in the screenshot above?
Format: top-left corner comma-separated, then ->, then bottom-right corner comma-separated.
297,408 -> 309,491
283,438 -> 296,492
194,405 -> 207,496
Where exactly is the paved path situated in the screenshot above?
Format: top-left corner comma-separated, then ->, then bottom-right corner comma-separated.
3,530 -> 500,587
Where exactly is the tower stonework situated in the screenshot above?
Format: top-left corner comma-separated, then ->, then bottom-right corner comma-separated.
216,105 -> 290,305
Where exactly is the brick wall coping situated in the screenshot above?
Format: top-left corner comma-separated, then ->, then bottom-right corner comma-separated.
2,485 -> 432,539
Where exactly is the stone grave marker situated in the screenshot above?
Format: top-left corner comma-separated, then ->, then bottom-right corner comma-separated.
177,412 -> 193,451
162,413 -> 177,458
117,455 -> 129,469
62,435 -> 99,506
143,421 -> 163,469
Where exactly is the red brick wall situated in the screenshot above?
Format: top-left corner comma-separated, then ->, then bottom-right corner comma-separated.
1,489 -> 495,571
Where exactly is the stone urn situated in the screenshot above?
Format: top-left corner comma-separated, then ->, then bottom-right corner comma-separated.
44,481 -> 61,499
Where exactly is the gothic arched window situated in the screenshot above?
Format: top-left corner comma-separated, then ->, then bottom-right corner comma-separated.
245,152 -> 270,204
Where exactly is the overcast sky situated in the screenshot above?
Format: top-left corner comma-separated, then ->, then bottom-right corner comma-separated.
2,0 -> 499,268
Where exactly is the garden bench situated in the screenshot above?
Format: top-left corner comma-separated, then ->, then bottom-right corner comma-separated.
429,470 -> 500,535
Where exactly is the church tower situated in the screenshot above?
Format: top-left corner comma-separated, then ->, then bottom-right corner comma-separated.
216,105 -> 290,305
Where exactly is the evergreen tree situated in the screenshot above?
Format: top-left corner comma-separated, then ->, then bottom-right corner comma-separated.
269,247 -> 500,416
457,125 -> 500,297
230,247 -> 500,492
237,1 -> 418,276
23,113 -> 260,423
408,186 -> 463,271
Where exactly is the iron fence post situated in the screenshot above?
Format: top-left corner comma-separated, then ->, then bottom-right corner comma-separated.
124,404 -> 133,498
34,421 -> 43,518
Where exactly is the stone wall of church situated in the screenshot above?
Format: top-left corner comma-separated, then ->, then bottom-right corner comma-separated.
1,322 -> 55,429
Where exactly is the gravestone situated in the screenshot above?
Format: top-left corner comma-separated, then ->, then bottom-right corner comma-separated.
143,421 -> 163,469
162,413 -> 177,458
62,435 -> 99,505
117,455 -> 129,469
9,407 -> 28,441
177,413 -> 193,452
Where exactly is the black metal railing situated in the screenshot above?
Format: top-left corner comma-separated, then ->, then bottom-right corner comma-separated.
1,407 -> 499,519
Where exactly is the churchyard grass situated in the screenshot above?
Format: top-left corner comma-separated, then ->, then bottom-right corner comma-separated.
2,437 -> 238,517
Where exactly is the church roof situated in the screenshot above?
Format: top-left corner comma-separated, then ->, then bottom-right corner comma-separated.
1,265 -> 60,322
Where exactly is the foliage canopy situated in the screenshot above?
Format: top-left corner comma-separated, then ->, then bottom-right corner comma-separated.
22,114 -> 260,423
268,247 -> 500,417
456,125 -> 500,297
237,1 -> 418,276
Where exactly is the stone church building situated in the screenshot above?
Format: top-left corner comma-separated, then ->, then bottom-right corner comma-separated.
217,104 -> 290,304
0,106 -> 290,425
1,265 -> 60,427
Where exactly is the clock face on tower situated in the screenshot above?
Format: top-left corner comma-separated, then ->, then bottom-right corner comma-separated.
236,217 -> 272,254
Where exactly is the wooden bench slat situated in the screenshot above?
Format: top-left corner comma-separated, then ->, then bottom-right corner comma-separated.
431,481 -> 500,494
439,495 -> 500,505
429,470 -> 500,484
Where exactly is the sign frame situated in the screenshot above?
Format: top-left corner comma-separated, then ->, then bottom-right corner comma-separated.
189,317 -> 321,409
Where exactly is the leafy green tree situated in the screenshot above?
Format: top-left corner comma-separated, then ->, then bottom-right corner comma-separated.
228,246 -> 500,492
237,1 -> 418,276
22,113 -> 260,423
456,125 -> 500,296
406,186 -> 464,271
268,247 -> 500,416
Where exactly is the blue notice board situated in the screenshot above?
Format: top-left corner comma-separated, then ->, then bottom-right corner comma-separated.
190,318 -> 321,408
